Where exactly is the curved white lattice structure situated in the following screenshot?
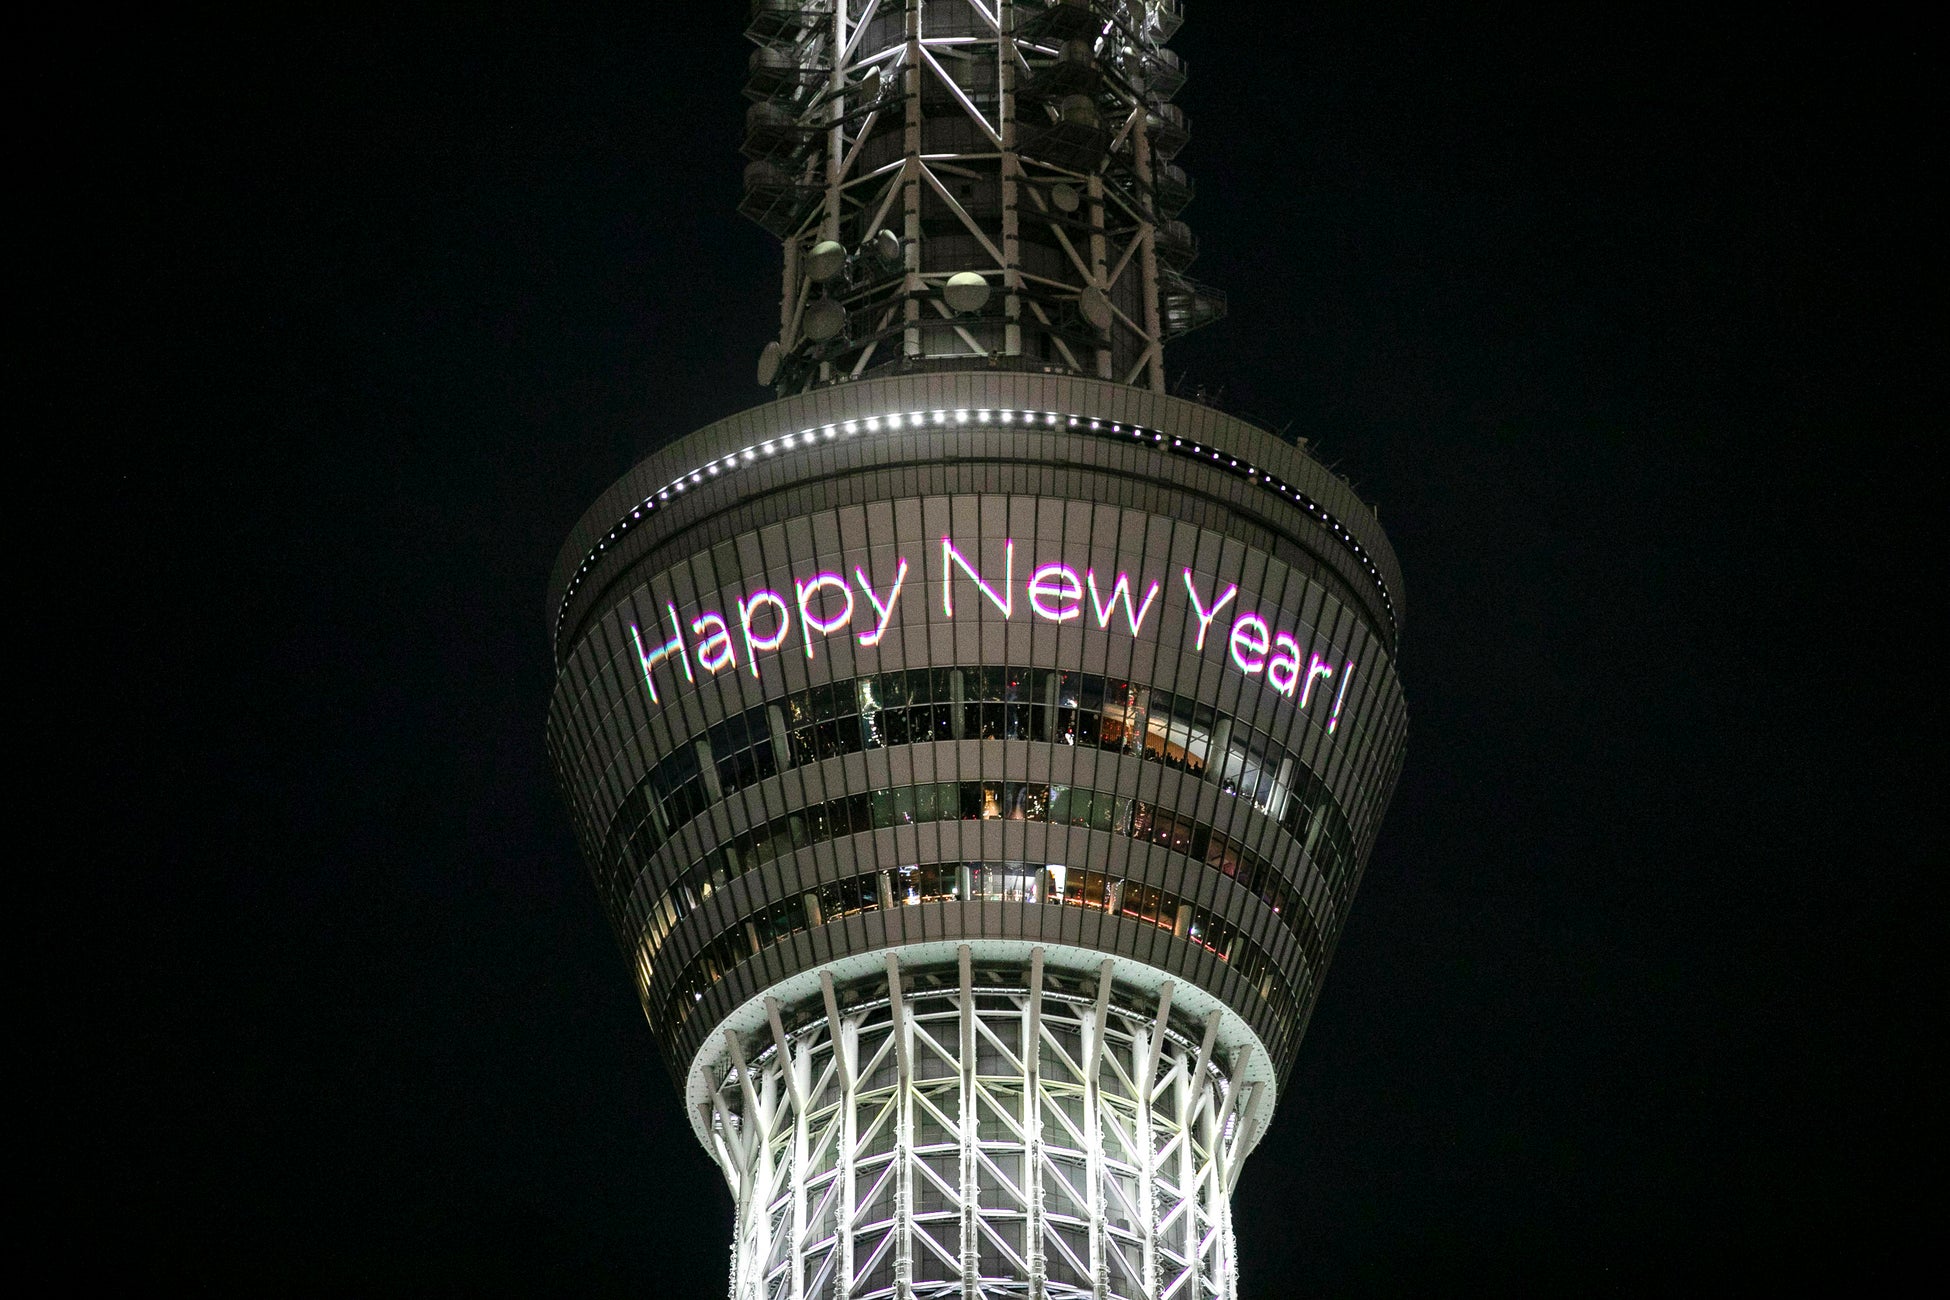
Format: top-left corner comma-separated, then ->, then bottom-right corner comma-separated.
706,948 -> 1260,1300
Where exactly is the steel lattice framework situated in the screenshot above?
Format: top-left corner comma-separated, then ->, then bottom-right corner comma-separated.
740,0 -> 1222,394
712,949 -> 1255,1300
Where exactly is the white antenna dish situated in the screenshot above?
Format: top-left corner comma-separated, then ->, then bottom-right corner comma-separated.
807,240 -> 847,282
871,228 -> 902,268
942,271 -> 991,314
1079,285 -> 1113,330
756,340 -> 783,386
804,297 -> 846,341
1051,182 -> 1081,213
1059,94 -> 1101,130
857,66 -> 883,102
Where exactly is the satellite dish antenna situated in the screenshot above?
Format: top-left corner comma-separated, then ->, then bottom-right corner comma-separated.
1051,182 -> 1081,213
1079,285 -> 1113,330
1059,94 -> 1101,130
804,297 -> 846,341
857,66 -> 883,102
871,228 -> 902,268
807,239 -> 847,282
756,340 -> 783,386
942,271 -> 991,314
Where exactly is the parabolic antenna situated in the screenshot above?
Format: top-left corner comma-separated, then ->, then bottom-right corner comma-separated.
803,297 -> 846,341
856,66 -> 882,103
942,271 -> 991,314
756,340 -> 783,386
871,228 -> 902,268
1051,182 -> 1081,213
807,240 -> 847,282
1060,94 -> 1101,130
1079,285 -> 1113,330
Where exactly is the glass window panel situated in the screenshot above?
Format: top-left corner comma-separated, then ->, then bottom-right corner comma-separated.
786,690 -> 813,727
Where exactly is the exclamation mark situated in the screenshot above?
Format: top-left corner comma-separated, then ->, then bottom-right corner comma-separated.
1327,660 -> 1355,734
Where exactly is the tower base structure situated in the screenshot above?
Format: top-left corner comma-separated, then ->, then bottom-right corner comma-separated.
700,944 -> 1268,1300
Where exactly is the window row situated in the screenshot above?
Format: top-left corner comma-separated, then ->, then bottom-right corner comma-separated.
630,778 -> 1330,991
599,665 -> 1357,904
653,858 -> 1303,1055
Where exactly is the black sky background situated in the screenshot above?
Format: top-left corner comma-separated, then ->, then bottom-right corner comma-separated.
31,4 -> 1938,1292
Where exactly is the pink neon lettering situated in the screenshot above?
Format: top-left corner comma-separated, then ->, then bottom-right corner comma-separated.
629,603 -> 693,704
854,558 -> 908,646
1328,660 -> 1355,733
1181,570 -> 1238,651
795,573 -> 853,658
1299,653 -> 1335,708
692,612 -> 736,674
1027,563 -> 1083,622
1267,633 -> 1302,697
941,536 -> 1013,618
738,591 -> 791,677
1229,614 -> 1271,674
1086,570 -> 1161,634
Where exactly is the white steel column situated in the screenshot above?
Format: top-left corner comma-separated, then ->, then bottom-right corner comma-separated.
888,954 -> 915,1299
822,972 -> 856,1300
1025,947 -> 1048,1300
1085,959 -> 1113,1300
958,945 -> 979,1297
768,997 -> 808,1300
711,959 -> 1260,1300
1137,981 -> 1172,1299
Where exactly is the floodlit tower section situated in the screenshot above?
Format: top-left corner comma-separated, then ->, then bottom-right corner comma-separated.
546,6 -> 1407,1298
741,0 -> 1223,395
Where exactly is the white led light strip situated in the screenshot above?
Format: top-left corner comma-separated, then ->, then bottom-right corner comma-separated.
555,409 -> 1396,652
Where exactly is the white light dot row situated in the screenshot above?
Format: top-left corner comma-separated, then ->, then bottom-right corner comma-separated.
556,407 -> 1397,650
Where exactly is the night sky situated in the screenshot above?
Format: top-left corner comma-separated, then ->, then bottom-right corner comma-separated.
38,5 -> 1935,1292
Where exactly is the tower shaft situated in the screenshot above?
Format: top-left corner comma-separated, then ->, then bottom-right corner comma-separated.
741,0 -> 1222,395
